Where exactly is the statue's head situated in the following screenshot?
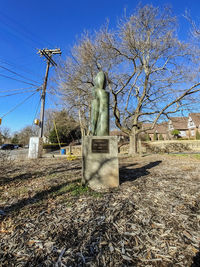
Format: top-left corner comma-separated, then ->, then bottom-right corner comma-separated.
94,71 -> 106,89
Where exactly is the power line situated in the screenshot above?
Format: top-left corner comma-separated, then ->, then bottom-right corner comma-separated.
0,58 -> 43,81
0,73 -> 38,86
0,88 -> 40,97
0,86 -> 37,93
0,65 -> 40,85
1,91 -> 38,118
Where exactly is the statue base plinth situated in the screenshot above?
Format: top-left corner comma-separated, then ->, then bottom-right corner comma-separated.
82,136 -> 119,191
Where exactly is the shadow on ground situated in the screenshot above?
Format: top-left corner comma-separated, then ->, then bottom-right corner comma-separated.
119,160 -> 162,184
0,178 -> 81,219
0,166 -> 81,186
0,171 -> 44,186
191,251 -> 200,267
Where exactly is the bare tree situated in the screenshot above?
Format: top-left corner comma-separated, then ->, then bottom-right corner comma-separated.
57,5 -> 200,155
56,31 -> 114,136
0,126 -> 11,143
184,9 -> 200,39
17,126 -> 38,146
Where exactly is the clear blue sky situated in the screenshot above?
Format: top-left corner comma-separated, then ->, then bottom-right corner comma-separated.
0,0 -> 200,134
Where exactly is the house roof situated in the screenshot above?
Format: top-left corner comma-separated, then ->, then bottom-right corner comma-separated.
189,113 -> 200,127
169,117 -> 188,130
110,130 -> 128,136
142,123 -> 155,134
156,122 -> 168,133
142,122 -> 168,134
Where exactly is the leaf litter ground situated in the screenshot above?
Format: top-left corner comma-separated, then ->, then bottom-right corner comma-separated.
0,154 -> 200,266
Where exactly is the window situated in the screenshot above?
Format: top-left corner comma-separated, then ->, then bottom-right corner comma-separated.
180,131 -> 186,137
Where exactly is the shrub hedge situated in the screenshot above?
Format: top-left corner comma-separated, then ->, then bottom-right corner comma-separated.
43,143 -> 67,150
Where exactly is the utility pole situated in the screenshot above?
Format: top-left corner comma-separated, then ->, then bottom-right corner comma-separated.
38,48 -> 61,138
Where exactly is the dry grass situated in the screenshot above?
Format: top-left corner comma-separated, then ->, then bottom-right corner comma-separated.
0,155 -> 200,266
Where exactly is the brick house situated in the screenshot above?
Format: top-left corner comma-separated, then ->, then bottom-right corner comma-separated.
110,130 -> 129,143
111,114 -> 200,141
188,113 -> 200,137
168,117 -> 189,138
142,122 -> 168,140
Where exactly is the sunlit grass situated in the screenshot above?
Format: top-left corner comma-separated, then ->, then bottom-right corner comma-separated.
53,182 -> 103,198
168,153 -> 200,160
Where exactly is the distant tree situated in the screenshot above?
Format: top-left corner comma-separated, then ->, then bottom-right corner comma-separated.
1,127 -> 10,140
18,126 -> 38,146
46,109 -> 81,144
0,126 -> 11,143
11,133 -> 20,144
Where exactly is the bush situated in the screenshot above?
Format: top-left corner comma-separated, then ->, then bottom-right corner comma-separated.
171,129 -> 180,139
153,132 -> 158,141
196,131 -> 200,140
43,143 -> 67,150
159,134 -> 164,140
146,133 -> 151,141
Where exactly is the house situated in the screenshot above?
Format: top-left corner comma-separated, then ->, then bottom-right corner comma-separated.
188,113 -> 200,137
111,114 -> 200,142
142,122 -> 168,140
156,122 -> 169,140
168,117 -> 188,138
110,130 -> 129,143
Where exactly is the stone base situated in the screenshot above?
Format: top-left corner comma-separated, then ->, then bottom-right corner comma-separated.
28,137 -> 43,159
82,136 -> 119,191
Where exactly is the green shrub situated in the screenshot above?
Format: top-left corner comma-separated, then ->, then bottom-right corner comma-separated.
153,132 -> 158,141
159,134 -> 164,140
43,143 -> 67,150
171,129 -> 180,139
196,131 -> 200,140
146,133 -> 151,141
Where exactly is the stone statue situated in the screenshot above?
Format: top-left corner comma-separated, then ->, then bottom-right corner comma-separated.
91,71 -> 109,136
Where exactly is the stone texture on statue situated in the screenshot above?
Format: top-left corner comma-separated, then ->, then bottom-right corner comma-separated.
82,136 -> 119,190
28,137 -> 43,159
91,71 -> 109,136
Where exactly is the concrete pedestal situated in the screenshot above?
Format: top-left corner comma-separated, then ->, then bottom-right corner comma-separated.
82,136 -> 119,191
28,137 -> 43,159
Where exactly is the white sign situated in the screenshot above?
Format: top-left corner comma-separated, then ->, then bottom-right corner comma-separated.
28,137 -> 43,159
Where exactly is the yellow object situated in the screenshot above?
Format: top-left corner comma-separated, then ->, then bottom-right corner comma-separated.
66,153 -> 77,161
0,118 -> 1,125
34,119 -> 40,125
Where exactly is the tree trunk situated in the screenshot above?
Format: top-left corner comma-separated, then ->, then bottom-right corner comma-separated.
129,127 -> 138,156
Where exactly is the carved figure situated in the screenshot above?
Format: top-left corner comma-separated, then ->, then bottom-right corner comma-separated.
91,71 -> 109,136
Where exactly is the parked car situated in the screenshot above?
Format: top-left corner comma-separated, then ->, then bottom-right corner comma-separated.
14,145 -> 19,149
1,144 -> 15,150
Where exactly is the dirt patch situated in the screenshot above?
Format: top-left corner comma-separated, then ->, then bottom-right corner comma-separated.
0,155 -> 200,266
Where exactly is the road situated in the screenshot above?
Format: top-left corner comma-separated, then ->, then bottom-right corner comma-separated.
0,148 -> 28,160
0,148 -> 62,160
